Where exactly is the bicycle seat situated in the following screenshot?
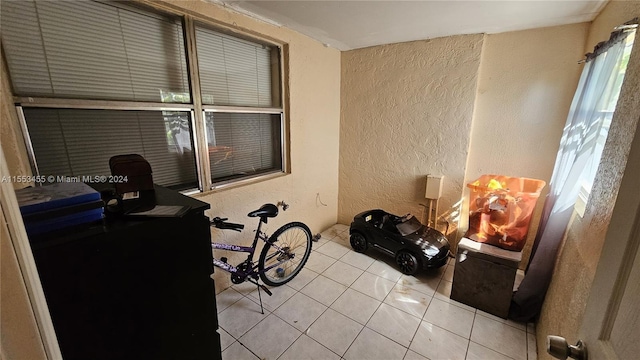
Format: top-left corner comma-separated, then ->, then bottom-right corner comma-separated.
248,203 -> 278,220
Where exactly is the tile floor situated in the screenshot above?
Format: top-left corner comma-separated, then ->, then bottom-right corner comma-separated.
216,224 -> 537,360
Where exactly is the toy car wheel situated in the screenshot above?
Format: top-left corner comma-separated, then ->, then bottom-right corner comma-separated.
350,232 -> 368,253
396,250 -> 420,275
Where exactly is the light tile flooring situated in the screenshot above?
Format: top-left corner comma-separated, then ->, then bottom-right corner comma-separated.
216,224 -> 537,360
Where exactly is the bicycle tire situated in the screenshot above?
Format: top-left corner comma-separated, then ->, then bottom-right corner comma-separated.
258,222 -> 312,286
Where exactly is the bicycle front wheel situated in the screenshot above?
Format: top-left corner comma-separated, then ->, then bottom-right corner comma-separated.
259,222 -> 312,286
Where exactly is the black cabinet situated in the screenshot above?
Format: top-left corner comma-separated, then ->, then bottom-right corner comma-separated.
29,186 -> 221,360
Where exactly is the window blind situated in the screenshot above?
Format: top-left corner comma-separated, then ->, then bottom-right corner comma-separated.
3,0 -> 285,192
23,108 -> 198,190
1,0 -> 189,103
205,113 -> 282,181
196,26 -> 275,107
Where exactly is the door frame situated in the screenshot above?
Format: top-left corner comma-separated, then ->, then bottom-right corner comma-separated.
0,147 -> 62,359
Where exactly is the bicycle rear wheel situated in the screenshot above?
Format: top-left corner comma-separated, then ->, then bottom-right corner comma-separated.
258,222 -> 312,286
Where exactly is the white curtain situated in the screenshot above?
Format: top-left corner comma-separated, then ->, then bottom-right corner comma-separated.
510,30 -> 635,321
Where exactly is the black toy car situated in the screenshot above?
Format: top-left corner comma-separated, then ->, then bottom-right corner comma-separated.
349,209 -> 451,275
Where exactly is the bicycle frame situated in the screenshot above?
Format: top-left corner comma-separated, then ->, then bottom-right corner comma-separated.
211,244 -> 255,274
211,219 -> 291,280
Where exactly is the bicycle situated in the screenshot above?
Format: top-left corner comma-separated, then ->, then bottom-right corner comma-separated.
210,201 -> 313,313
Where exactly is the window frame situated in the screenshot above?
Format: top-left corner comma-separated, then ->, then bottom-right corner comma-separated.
572,30 -> 636,218
9,2 -> 289,193
202,108 -> 285,189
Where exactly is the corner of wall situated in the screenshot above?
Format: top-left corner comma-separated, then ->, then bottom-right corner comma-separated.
456,34 -> 489,245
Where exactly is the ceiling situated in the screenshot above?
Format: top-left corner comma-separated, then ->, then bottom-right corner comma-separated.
215,0 -> 608,50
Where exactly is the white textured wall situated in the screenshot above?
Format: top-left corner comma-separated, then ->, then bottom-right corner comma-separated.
339,35 -> 484,238
468,24 -> 588,180
468,23 -> 588,267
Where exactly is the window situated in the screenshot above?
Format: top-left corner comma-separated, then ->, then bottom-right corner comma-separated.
574,30 -> 636,216
544,26 -> 636,218
205,112 -> 282,183
23,108 -> 199,189
195,24 -> 284,184
2,1 -> 190,102
1,0 -> 285,191
196,26 -> 278,107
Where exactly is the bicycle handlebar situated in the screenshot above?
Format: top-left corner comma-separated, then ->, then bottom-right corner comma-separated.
211,217 -> 245,232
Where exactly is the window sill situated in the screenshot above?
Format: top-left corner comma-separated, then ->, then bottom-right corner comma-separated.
190,171 -> 288,198
574,184 -> 590,218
